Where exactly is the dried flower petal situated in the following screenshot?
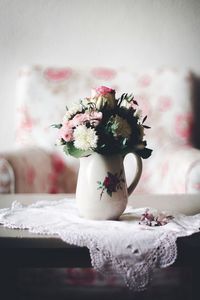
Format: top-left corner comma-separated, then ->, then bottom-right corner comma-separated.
139,209 -> 174,227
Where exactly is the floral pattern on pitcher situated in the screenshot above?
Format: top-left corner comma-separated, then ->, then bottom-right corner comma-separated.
97,170 -> 125,200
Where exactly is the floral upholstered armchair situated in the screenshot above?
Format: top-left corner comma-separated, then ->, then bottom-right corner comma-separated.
1,66 -> 200,194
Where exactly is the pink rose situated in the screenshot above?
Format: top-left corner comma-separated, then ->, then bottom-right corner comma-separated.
59,111 -> 103,143
88,111 -> 102,126
59,121 -> 74,142
91,86 -> 115,97
90,86 -> 116,110
71,114 -> 88,127
71,112 -> 102,127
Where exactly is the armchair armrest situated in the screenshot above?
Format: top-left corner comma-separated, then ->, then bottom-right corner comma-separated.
158,145 -> 200,194
0,148 -> 77,193
186,158 -> 200,193
0,158 -> 15,193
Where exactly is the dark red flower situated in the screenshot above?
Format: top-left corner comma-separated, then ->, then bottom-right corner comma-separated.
103,176 -> 111,188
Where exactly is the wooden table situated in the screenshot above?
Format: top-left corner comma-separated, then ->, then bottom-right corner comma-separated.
1,194 -> 200,299
1,193 -> 200,268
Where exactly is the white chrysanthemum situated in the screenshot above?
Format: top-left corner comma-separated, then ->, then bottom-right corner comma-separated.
55,138 -> 63,146
73,125 -> 98,151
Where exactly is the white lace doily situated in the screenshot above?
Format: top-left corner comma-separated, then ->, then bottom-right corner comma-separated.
0,198 -> 200,291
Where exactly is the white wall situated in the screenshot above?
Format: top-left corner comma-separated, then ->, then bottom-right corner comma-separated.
0,0 -> 200,151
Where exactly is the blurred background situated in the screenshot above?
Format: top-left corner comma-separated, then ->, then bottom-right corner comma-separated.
0,0 -> 200,151
0,2 -> 200,298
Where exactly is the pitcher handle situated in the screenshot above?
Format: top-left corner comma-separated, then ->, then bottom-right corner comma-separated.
125,154 -> 143,196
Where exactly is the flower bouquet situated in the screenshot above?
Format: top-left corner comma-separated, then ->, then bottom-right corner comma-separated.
53,86 -> 152,220
53,86 -> 152,159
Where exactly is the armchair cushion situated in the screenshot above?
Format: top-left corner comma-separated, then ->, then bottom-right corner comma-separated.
133,143 -> 200,194
3,144 -> 200,194
15,67 -> 193,149
0,148 -> 77,193
13,66 -> 200,194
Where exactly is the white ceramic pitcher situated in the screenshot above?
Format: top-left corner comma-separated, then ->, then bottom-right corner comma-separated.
76,153 -> 142,220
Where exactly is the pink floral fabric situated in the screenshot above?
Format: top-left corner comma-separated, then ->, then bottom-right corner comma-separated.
1,148 -> 76,193
1,66 -> 197,194
15,67 -> 193,147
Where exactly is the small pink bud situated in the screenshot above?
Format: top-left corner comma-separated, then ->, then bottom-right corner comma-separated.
91,86 -> 115,97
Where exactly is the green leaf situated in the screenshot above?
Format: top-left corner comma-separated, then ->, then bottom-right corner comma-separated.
119,148 -> 129,157
100,144 -> 106,149
121,93 -> 127,100
63,145 -> 69,155
65,143 -> 93,158
142,116 -> 147,124
51,124 -> 62,129
133,100 -> 138,106
136,148 -> 153,159
127,93 -> 134,102
122,138 -> 128,146
107,190 -> 112,197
